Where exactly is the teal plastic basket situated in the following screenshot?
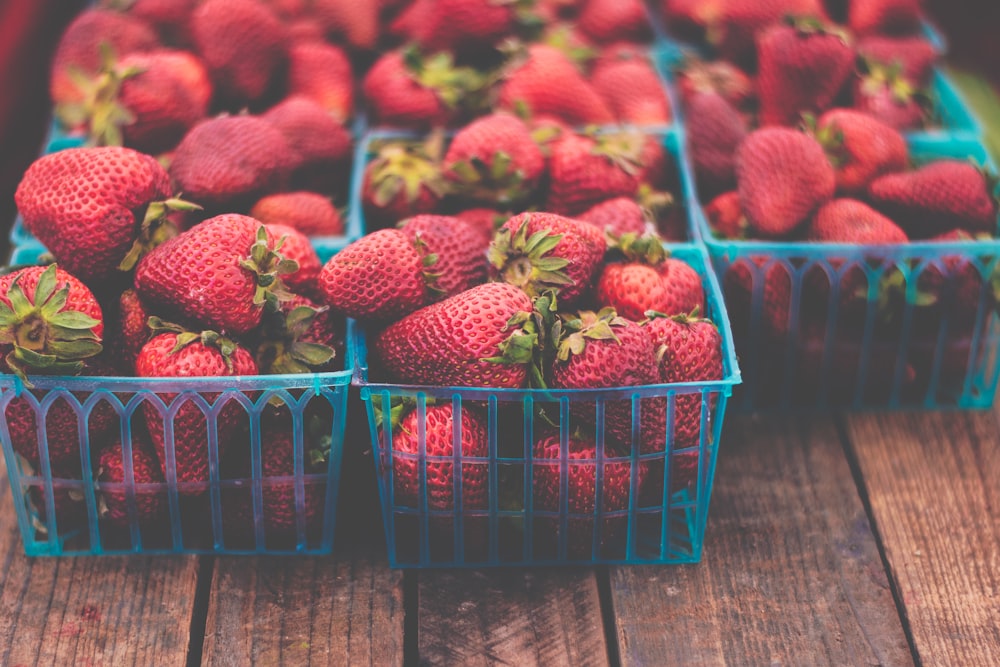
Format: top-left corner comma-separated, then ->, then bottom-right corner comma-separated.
353,245 -> 741,568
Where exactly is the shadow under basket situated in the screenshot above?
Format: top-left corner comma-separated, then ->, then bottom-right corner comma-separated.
0,334 -> 353,556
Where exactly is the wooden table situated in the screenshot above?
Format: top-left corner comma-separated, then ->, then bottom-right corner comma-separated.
0,406 -> 997,666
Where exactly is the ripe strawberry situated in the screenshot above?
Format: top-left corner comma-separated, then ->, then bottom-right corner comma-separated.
661,0 -> 712,41
135,215 -> 297,335
724,257 -> 793,338
0,265 -> 108,468
410,0 -> 518,55
756,18 -> 855,127
286,42 -> 354,123
736,127 -> 836,237
96,437 -> 165,527
265,224 -> 322,297
857,35 -> 938,86
591,55 -> 673,126
597,239 -> 706,321
704,0 -> 828,65
576,0 -> 653,44
868,160 -> 999,238
454,208 -> 507,251
191,0 -> 287,106
310,0 -> 379,49
399,215 -> 490,298
705,191 -> 748,239
257,423 -> 331,534
27,465 -> 89,534
532,433 -> 641,559
136,326 -> 258,493
169,115 -> 296,211
578,197 -> 654,238
911,230 -> 986,337
361,140 -> 448,230
848,0 -> 921,36
498,45 -> 615,126
250,192 -> 345,237
362,49 -> 483,129
372,282 -> 535,388
675,57 -> 755,110
853,59 -> 926,130
686,92 -> 747,198
126,0 -> 199,47
254,294 -> 341,374
489,212 -> 606,306
443,113 -> 546,206
262,96 -> 353,194
49,9 -> 159,108
115,288 -> 154,372
813,108 -> 909,195
546,131 -> 649,215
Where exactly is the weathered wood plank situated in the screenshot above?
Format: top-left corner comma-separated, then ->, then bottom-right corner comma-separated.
843,411 -> 1000,667
611,415 -> 913,667
0,456 -> 200,667
417,568 -> 607,667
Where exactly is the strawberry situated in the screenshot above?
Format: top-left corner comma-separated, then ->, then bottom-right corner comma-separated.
0,265 -> 108,468
488,212 -> 606,306
868,160 -> 999,238
135,215 -> 297,335
546,131 -> 649,215
318,229 -> 435,322
399,215 -> 490,298
857,35 -> 938,85
705,191 -> 748,239
169,115 -> 296,211
736,127 -> 836,237
686,92 -> 747,198
372,282 -> 535,388
191,0 -> 287,106
362,49 -> 483,129
578,197 -> 654,238
254,294 -> 341,374
813,108 -> 909,195
136,325 -> 258,493
443,113 -> 546,206
410,0 -> 519,55
852,58 -> 926,130
27,465 -> 89,535
675,57 -> 755,110
498,44 -> 615,126
591,55 -> 673,126
704,0 -> 828,65
576,0 -> 653,44
806,198 -> 909,243
49,9 -> 159,109
262,96 -> 353,194
96,437 -> 165,527
265,224 -> 322,297
724,257 -> 794,338
361,139 -> 448,230
310,0 -> 379,49
908,230 -> 987,339
286,42 -> 354,123
756,18 -> 855,127
661,0 -> 712,41
250,192 -> 345,237
596,238 -> 706,321
531,433 -> 641,559
454,208 -> 507,251
115,288 -> 154,372
126,0 -> 200,47
848,0 -> 921,36
15,146 -> 190,283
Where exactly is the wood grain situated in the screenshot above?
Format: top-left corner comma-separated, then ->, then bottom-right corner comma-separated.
844,411 -> 1000,667
610,415 -> 913,666
417,568 -> 607,666
0,455 -> 200,667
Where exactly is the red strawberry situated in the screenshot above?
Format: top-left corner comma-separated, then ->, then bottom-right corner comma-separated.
686,92 -> 747,198
361,140 -> 448,230
15,146 -> 180,283
704,0 -> 828,65
310,0 -> 379,49
578,197 -> 654,238
169,115 -> 296,211
576,0 -> 653,44
736,127 -> 836,237
27,465 -> 89,534
127,0 -> 200,47
411,0 -> 518,55
318,229 -> 435,322
724,257 -> 794,338
254,293 -> 342,374
286,18 -> 327,42
532,433 -> 641,559
286,42 -> 354,123
96,437 -> 166,527
443,113 -> 546,206
813,108 -> 909,195
135,214 -> 297,334
806,197 -> 909,242
756,18 -> 855,127
372,282 -> 535,388
853,59 -> 926,130
265,224 -> 322,297
250,192 -> 345,237
661,0 -> 712,41
0,265 -> 108,468
262,96 -> 353,194
705,191 -> 748,239
136,326 -> 258,493
597,240 -> 706,321
115,288 -> 154,372
912,230 -> 988,336
498,45 -> 615,126
857,35 -> 938,85
848,0 -> 921,36
191,0 -> 287,106
454,208 -> 507,251
399,215 -> 490,298
49,9 -> 159,108
591,55 -> 673,126
868,160 -> 999,238
489,212 -> 606,306
546,131 -> 649,215
675,57 -> 755,110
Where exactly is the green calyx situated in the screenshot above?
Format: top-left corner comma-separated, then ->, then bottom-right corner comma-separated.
857,57 -> 926,107
782,14 -> 851,43
118,195 -> 203,272
555,307 -> 628,363
638,184 -> 674,220
368,140 -> 448,208
541,24 -> 597,67
402,46 -> 488,111
372,397 -> 423,438
0,265 -> 102,384
487,216 -> 572,297
410,233 -> 444,296
254,305 -> 336,376
148,316 -> 242,372
588,129 -> 647,177
238,226 -> 299,314
447,151 -> 531,205
606,231 -> 668,265
482,291 -> 559,388
802,112 -> 847,169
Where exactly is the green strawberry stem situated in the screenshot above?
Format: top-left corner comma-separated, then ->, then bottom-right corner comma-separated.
555,308 -> 627,363
606,232 -> 667,265
488,221 -> 572,297
147,316 -> 241,372
369,141 -> 448,207
119,195 -> 203,272
255,304 -> 336,375
239,226 -> 300,313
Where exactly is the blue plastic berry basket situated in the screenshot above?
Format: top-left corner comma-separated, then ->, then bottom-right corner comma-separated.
690,137 -> 1000,411
0,325 -> 354,556
352,245 -> 741,568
